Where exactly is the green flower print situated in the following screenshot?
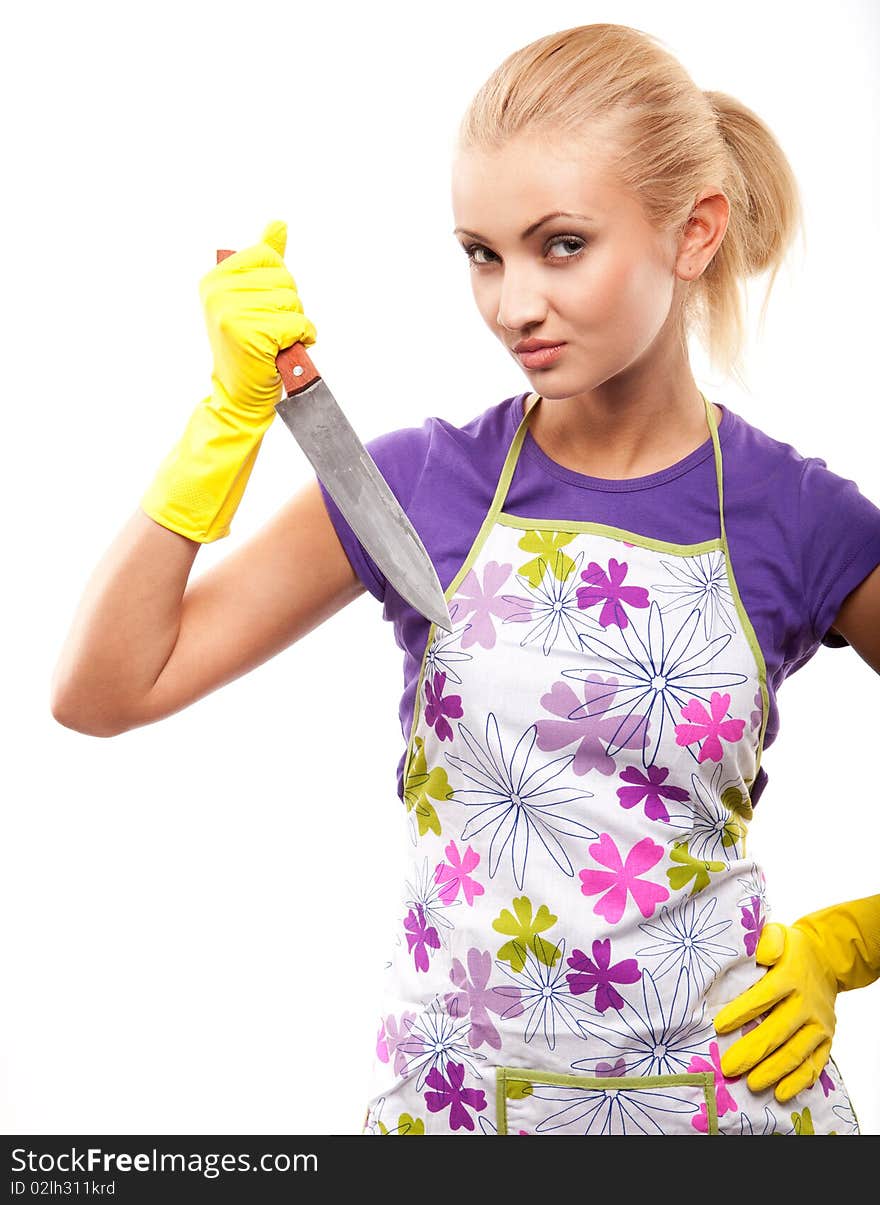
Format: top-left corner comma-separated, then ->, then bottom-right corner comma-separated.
667,841 -> 726,895
791,1107 -> 815,1135
378,1112 -> 425,1135
404,735 -> 454,838
721,785 -> 753,841
517,530 -> 577,588
493,896 -> 561,971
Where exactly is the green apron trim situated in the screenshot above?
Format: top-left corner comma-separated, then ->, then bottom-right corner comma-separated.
496,514 -> 723,556
495,1065 -> 719,1135
704,397 -> 770,792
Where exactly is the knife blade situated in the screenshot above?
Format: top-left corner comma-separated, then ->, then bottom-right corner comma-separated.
217,248 -> 453,633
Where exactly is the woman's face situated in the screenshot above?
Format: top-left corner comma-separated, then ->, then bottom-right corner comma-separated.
451,132 -> 693,395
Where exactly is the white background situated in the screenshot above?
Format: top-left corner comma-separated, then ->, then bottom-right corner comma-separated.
2,0 -> 878,1135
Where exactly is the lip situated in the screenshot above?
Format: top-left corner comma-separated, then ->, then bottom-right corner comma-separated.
515,342 -> 566,368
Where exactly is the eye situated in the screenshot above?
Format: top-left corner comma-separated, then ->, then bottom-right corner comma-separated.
462,235 -> 587,267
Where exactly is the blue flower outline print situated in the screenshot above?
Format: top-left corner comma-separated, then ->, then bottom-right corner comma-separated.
493,935 -> 599,1052
395,997 -> 488,1092
500,547 -> 606,656
445,713 -> 597,890
403,856 -> 462,951
650,550 -> 738,640
517,1078 -> 702,1136
425,608 -> 474,686
573,966 -> 714,1077
664,768 -> 746,862
635,896 -> 737,995
563,600 -> 748,769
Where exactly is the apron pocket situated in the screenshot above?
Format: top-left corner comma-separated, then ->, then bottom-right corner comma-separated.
496,1066 -> 718,1135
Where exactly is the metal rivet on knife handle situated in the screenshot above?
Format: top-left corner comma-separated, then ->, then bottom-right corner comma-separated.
216,248 -> 319,399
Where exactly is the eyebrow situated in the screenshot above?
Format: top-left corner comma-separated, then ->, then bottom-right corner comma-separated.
453,210 -> 594,241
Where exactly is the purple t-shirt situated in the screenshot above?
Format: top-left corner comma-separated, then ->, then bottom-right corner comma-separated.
317,391 -> 880,808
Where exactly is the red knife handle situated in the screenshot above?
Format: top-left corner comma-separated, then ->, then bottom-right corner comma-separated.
216,248 -> 320,398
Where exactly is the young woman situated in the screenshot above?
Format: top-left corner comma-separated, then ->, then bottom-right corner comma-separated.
51,24 -> 880,1136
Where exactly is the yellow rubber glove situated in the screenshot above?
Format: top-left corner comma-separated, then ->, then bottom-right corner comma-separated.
713,895 -> 880,1102
140,219 -> 317,542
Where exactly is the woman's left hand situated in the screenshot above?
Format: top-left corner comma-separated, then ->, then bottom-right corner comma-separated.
712,921 -> 837,1103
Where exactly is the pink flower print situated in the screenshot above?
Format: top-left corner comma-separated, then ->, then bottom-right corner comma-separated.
424,671 -> 463,743
566,939 -> 641,1012
688,1040 -> 740,1133
444,947 -> 520,1050
674,692 -> 746,763
452,561 -> 519,649
404,905 -> 440,973
616,764 -> 690,823
423,1061 -> 487,1131
740,895 -> 764,957
578,833 -> 669,923
750,689 -> 763,732
535,675 -> 648,776
434,840 -> 484,906
576,557 -> 649,629
376,1020 -> 389,1063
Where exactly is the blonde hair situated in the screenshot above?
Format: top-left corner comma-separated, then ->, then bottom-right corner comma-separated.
456,23 -> 805,389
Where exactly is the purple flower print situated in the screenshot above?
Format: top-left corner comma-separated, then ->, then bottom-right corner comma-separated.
596,1058 -> 628,1077
578,833 -> 669,924
376,1021 -> 389,1063
381,1012 -> 417,1077
535,675 -> 648,776
434,840 -> 485,906
675,691 -> 746,763
423,1060 -> 487,1131
444,947 -> 522,1050
617,764 -> 691,823
815,1066 -> 835,1097
750,689 -> 763,732
740,895 -> 765,957
424,671 -> 463,743
576,557 -> 649,629
687,1040 -> 740,1133
452,561 -> 520,649
566,939 -> 641,1013
404,905 -> 440,972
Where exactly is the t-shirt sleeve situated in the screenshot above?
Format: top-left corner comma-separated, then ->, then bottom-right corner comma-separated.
315,418 -> 433,603
798,455 -> 880,647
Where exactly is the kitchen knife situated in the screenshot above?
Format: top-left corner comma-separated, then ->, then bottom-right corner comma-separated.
217,248 -> 453,634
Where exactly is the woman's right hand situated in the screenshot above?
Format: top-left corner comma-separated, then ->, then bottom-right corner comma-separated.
198,219 -> 318,420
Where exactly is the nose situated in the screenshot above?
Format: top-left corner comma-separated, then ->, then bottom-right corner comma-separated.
495,273 -> 549,334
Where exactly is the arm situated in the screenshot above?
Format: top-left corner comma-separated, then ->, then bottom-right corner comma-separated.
827,561 -> 880,674
714,896 -> 880,1101
50,480 -> 364,736
711,562 -> 880,1101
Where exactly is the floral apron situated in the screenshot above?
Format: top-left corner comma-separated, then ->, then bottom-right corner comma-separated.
367,391 -> 859,1136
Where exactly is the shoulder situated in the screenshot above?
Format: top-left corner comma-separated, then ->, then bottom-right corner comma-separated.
720,405 -> 811,494
723,406 -> 880,647
362,392 -> 523,504
366,391 -> 519,464
720,404 -> 880,530
725,406 -> 879,529
722,404 -> 876,498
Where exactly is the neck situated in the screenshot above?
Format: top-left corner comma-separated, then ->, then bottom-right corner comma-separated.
528,370 -> 719,481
